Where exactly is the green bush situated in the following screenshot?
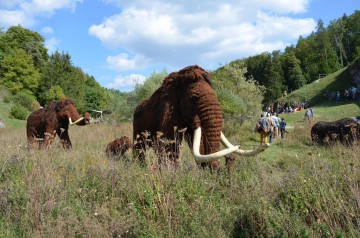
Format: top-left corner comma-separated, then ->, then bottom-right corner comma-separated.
11,92 -> 39,111
10,104 -> 29,120
3,95 -> 11,103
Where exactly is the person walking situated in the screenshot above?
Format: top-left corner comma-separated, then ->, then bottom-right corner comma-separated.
266,113 -> 275,143
271,113 -> 280,139
280,118 -> 287,139
309,108 -> 314,120
257,113 -> 269,145
336,91 -> 340,103
304,109 -> 311,122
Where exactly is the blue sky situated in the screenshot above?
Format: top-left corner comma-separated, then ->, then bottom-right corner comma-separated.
0,0 -> 358,92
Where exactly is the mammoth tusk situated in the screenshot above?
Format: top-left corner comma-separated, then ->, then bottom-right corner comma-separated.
69,117 -> 84,125
192,127 -> 241,163
220,132 -> 269,156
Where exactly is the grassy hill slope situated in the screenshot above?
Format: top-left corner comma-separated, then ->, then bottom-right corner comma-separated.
278,57 -> 360,106
0,99 -> 27,129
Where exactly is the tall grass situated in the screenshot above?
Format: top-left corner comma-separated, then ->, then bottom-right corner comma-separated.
0,121 -> 359,237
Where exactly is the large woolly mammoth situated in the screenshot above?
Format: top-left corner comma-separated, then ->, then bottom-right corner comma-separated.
133,65 -> 269,168
26,98 -> 91,149
311,118 -> 360,145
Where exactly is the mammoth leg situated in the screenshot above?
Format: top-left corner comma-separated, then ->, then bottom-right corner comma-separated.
27,136 -> 36,150
44,130 -> 56,149
58,129 -> 72,149
156,140 -> 181,167
134,137 -> 147,166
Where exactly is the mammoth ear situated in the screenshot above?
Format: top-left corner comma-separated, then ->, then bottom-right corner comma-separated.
55,101 -> 64,112
64,99 -> 74,106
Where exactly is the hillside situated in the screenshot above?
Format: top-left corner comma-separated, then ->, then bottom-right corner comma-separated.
278,57 -> 360,106
0,97 -> 26,129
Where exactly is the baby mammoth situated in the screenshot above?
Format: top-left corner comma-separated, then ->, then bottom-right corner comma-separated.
106,136 -> 133,159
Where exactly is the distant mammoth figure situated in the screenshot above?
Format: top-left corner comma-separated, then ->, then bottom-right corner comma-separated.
26,98 -> 91,149
133,65 -> 269,169
311,118 -> 360,145
106,136 -> 133,159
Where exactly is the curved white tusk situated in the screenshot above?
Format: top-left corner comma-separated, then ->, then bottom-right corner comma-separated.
193,127 -> 241,163
220,132 -> 269,156
69,117 -> 84,125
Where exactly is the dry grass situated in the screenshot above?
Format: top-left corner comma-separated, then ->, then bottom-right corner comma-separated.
0,122 -> 359,237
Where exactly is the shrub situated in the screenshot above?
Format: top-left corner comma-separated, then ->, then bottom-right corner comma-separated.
11,92 -> 39,111
3,95 -> 11,103
10,104 -> 29,120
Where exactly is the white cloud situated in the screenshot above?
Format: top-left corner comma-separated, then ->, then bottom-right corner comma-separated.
0,0 -> 82,27
106,74 -> 147,91
89,0 -> 316,72
0,0 -> 25,9
44,36 -> 59,53
106,53 -> 149,71
42,26 -> 54,34
0,9 -> 33,27
20,0 -> 82,15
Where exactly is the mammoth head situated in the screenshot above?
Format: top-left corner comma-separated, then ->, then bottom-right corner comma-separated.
75,112 -> 91,126
53,98 -> 86,125
167,65 -> 269,162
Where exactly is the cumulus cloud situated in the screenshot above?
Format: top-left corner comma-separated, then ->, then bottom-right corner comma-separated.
42,26 -> 54,34
44,36 -> 59,53
0,0 -> 82,27
0,9 -> 33,27
106,53 -> 149,71
89,0 -> 316,72
106,73 -> 147,91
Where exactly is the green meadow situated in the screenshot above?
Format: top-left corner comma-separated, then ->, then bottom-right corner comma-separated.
0,96 -> 359,237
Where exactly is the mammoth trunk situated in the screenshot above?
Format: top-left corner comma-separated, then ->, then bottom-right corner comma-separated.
193,93 -> 225,157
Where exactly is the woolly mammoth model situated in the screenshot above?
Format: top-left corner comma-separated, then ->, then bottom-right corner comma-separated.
26,98 -> 91,149
311,118 -> 360,145
133,65 -> 269,168
106,136 -> 133,159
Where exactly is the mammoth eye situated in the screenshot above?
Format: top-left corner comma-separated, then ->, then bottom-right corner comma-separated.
190,96 -> 199,102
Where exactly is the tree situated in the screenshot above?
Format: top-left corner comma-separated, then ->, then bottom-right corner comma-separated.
243,52 -> 284,105
2,26 -> 48,69
328,17 -> 348,67
282,52 -> 306,91
133,69 -> 168,105
212,62 -> 265,124
38,51 -> 79,105
315,20 -> 341,74
344,10 -> 360,61
0,48 -> 41,95
44,85 -> 66,103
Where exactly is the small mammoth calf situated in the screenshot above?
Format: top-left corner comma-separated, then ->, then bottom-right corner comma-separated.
106,136 -> 133,159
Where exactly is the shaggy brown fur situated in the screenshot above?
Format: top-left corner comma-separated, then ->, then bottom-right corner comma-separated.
106,136 -> 133,159
26,98 -> 90,150
133,65 -> 223,168
311,118 -> 360,145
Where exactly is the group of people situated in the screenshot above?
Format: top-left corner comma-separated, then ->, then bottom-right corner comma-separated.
324,86 -> 358,103
343,86 -> 358,102
256,112 -> 287,145
304,108 -> 314,122
277,100 -> 310,114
